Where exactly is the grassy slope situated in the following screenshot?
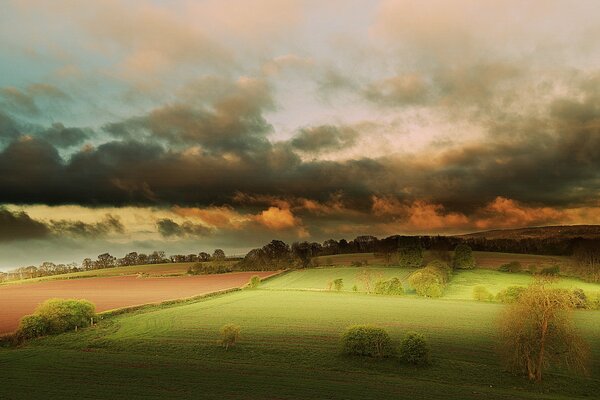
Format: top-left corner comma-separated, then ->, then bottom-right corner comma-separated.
262,267 -> 600,299
1,268 -> 600,400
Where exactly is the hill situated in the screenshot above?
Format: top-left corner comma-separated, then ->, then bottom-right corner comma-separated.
455,225 -> 600,240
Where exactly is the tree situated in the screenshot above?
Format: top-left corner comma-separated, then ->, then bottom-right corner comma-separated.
452,244 -> 475,269
397,240 -> 423,268
198,252 -> 211,262
220,324 -> 240,350
408,269 -> 444,297
498,278 -> 589,382
96,253 -> 116,269
333,278 -> 344,291
212,249 -> 226,261
120,252 -> 138,266
81,258 -> 94,270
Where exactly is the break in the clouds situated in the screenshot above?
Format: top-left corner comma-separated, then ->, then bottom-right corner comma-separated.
1,0 -> 599,268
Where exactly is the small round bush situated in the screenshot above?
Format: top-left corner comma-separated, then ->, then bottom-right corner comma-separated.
220,324 -> 240,350
374,278 -> 404,295
17,314 -> 48,339
571,288 -> 587,309
333,278 -> 344,291
247,275 -> 261,288
472,286 -> 493,301
341,325 -> 394,358
399,332 -> 430,365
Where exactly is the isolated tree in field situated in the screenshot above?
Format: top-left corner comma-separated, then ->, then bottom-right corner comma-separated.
498,278 -> 589,382
220,324 -> 240,350
333,278 -> 344,291
452,244 -> 475,269
341,325 -> 393,358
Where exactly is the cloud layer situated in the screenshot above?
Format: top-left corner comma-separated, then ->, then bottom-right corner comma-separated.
1,0 -> 599,268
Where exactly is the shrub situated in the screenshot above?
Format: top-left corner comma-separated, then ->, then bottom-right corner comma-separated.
408,263 -> 449,298
590,292 -> 600,310
188,262 -> 233,275
351,284 -> 358,292
571,288 -> 588,309
540,265 -> 560,276
17,314 -> 48,339
220,324 -> 240,350
247,275 -> 261,289
341,325 -> 394,358
17,299 -> 96,339
495,286 -> 526,303
397,245 -> 424,268
373,277 -> 404,295
333,278 -> 344,291
424,260 -> 452,283
452,244 -> 476,269
399,332 -> 430,365
498,261 -> 522,273
472,286 -> 493,301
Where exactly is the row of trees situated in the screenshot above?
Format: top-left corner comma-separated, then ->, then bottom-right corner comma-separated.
2,249 -> 230,282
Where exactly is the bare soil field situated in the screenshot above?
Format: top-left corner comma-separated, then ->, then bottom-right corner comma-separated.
0,271 -> 276,335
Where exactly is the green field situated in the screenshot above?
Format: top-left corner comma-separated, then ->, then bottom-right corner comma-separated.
262,266 -> 600,299
1,267 -> 599,399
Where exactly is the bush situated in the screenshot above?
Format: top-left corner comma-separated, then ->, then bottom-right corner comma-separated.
472,286 -> 493,301
408,263 -> 449,298
498,261 -> 522,273
399,332 -> 430,365
540,265 -> 560,276
590,292 -> 600,310
452,244 -> 476,269
18,299 -> 96,339
247,275 -> 261,289
220,324 -> 240,350
397,245 -> 424,268
352,284 -> 358,292
374,277 -> 404,295
495,286 -> 526,303
424,260 -> 452,283
571,288 -> 588,309
17,314 -> 48,339
333,278 -> 344,291
188,262 -> 233,275
341,325 -> 394,358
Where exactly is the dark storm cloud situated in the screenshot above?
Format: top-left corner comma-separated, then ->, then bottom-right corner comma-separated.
0,208 -> 50,242
290,125 -> 358,153
1,75 -> 599,218
41,123 -> 90,148
157,218 -> 212,237
50,214 -> 124,237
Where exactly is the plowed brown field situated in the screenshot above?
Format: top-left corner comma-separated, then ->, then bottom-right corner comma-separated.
0,271 -> 276,334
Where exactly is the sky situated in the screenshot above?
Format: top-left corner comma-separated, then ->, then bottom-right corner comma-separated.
1,0 -> 600,269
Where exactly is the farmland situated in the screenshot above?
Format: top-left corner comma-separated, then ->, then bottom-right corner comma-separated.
0,271 -> 276,335
1,265 -> 599,399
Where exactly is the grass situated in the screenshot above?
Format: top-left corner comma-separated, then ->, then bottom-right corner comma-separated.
1,267 -> 599,399
262,266 -> 600,299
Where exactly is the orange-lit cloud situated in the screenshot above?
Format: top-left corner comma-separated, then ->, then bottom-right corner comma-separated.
255,206 -> 300,230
